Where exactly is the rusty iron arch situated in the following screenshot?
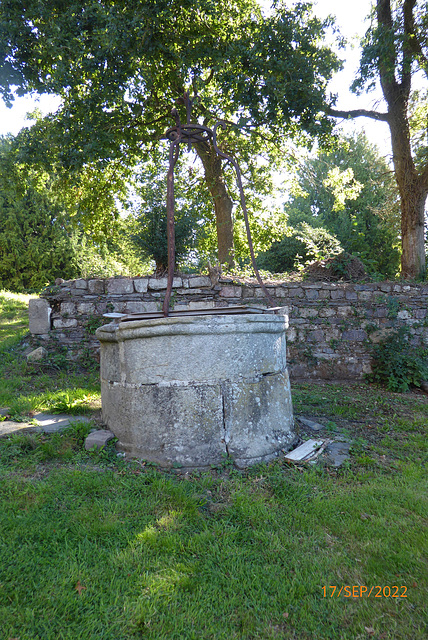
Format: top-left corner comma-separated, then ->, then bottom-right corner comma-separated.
161,92 -> 275,316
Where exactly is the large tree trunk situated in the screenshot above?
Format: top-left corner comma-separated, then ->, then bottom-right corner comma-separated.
398,184 -> 427,278
375,0 -> 428,279
387,96 -> 427,278
194,141 -> 235,267
328,0 -> 427,279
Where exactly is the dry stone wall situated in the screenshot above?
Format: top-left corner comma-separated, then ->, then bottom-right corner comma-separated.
30,275 -> 428,380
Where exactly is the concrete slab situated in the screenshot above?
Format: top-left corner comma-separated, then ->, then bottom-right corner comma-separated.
0,413 -> 92,438
0,421 -> 41,438
297,416 -> 326,432
33,413 -> 92,433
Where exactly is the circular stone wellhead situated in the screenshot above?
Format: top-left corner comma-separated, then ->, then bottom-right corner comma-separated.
96,313 -> 296,469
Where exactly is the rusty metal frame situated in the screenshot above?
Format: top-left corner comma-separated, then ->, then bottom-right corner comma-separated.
162,93 -> 275,316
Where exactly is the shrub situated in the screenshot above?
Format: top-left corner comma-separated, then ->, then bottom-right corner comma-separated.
257,223 -> 342,273
367,326 -> 428,392
132,203 -> 196,273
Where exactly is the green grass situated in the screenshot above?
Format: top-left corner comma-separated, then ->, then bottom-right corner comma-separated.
0,292 -> 427,639
0,290 -> 100,418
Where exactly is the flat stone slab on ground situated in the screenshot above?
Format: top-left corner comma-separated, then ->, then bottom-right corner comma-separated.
297,416 -> 326,432
323,441 -> 351,467
0,412 -> 92,438
32,413 -> 91,433
0,421 -> 41,438
84,429 -> 115,450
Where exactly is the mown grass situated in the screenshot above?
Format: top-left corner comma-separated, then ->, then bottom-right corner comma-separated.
0,292 -> 427,639
0,290 -> 100,418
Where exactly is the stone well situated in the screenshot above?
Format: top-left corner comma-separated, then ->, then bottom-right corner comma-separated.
96,313 -> 295,468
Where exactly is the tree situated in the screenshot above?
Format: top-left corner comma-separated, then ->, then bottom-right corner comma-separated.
130,153 -> 203,272
257,223 -> 343,273
285,132 -> 401,277
0,137 -> 79,291
0,0 -> 340,267
328,0 -> 428,279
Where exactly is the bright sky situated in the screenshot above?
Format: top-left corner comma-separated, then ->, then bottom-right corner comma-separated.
0,1 -> 390,153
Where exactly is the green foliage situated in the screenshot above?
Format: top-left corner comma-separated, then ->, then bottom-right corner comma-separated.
286,132 -> 401,277
0,0 -> 341,262
257,222 -> 342,273
343,0 -> 428,278
132,203 -> 196,273
0,137 -> 79,291
73,219 -> 148,279
130,158 -> 203,272
367,326 -> 428,393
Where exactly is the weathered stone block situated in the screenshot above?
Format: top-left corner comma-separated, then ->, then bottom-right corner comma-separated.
60,302 -> 76,315
88,279 -> 105,294
337,306 -> 353,317
307,329 -> 324,342
305,289 -> 319,300
318,289 -> 330,299
414,309 -> 427,319
187,301 -> 216,311
220,285 -> 238,298
84,429 -> 115,450
27,347 -> 47,362
77,302 -> 95,314
275,287 -> 288,298
342,329 -> 367,341
188,276 -> 211,288
288,287 -> 304,298
53,318 -> 78,329
148,277 -> 182,290
134,277 -> 149,293
107,278 -> 134,294
75,279 -> 88,289
299,308 -> 318,318
29,299 -> 52,334
397,309 -> 411,319
319,308 -> 336,318
330,289 -> 345,300
358,291 -> 372,301
345,290 -> 358,300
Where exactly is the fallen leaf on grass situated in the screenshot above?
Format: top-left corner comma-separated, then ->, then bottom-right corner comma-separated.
75,580 -> 86,596
412,581 -> 417,588
360,513 -> 371,520
283,612 -> 289,619
364,627 -> 375,636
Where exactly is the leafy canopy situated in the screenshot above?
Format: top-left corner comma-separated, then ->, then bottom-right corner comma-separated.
286,132 -> 401,277
0,0 -> 341,238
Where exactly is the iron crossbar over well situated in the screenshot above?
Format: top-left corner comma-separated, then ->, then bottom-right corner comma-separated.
161,92 -> 275,316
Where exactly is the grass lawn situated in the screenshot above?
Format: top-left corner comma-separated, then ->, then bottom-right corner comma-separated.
0,291 -> 427,640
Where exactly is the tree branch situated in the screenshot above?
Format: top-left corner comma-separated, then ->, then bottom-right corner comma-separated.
327,107 -> 389,122
403,0 -> 428,77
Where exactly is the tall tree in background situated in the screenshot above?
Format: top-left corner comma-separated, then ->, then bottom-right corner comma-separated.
0,137 -> 78,290
329,0 -> 428,278
286,132 -> 401,276
0,0 -> 340,267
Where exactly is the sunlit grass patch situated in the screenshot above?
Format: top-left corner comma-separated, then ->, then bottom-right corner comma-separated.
0,289 -> 34,349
